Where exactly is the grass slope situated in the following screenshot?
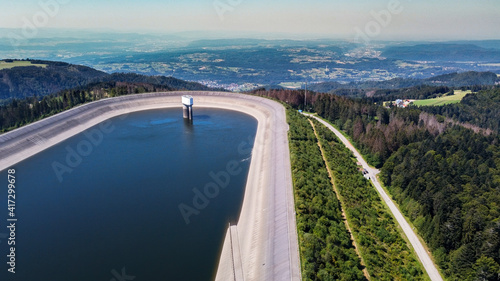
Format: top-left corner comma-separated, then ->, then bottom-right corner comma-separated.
0,60 -> 47,70
413,90 -> 472,106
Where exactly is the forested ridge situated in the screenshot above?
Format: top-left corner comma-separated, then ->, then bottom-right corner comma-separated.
420,88 -> 500,134
0,60 -> 107,100
308,71 -> 499,94
0,59 -> 211,101
0,80 -> 210,132
255,88 -> 447,167
381,127 -> 500,280
254,88 -> 500,280
366,86 -> 452,103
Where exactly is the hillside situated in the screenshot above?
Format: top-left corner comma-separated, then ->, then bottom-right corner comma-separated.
420,88 -> 500,133
0,61 -> 216,132
102,72 -> 213,91
250,88 -> 500,280
0,60 -> 107,100
0,59 -> 211,101
382,44 -> 500,62
0,77 -> 213,133
308,71 -> 499,93
424,71 -> 499,87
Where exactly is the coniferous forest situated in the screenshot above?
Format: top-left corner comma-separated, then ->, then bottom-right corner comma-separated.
288,109 -> 367,280
0,80 -> 210,132
289,109 -> 424,280
255,87 -> 500,280
312,117 -> 425,280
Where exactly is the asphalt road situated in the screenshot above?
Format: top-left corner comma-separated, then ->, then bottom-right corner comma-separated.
305,114 -> 443,281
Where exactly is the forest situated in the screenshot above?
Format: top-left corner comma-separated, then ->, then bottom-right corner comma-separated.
289,109 -> 425,280
0,59 -> 211,101
0,60 -> 107,100
308,71 -> 499,94
254,87 -> 500,280
254,88 -> 434,167
420,88 -> 500,134
0,80 -> 207,132
380,126 -> 500,280
312,118 -> 425,280
288,109 -> 366,280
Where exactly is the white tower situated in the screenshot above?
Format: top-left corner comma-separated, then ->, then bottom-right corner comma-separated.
182,95 -> 194,120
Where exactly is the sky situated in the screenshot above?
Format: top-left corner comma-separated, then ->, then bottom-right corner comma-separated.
1,0 -> 499,40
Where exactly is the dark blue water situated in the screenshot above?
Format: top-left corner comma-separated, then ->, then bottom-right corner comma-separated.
0,108 -> 257,281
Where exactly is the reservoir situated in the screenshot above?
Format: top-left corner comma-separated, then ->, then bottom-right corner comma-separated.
0,108 -> 257,281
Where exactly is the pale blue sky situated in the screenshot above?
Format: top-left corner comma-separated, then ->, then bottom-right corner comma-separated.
1,0 -> 499,40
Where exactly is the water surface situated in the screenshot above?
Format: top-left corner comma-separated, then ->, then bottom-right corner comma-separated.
0,108 -> 257,281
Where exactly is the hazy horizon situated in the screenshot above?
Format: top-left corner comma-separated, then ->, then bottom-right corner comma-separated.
1,0 -> 500,41
1,27 -> 500,44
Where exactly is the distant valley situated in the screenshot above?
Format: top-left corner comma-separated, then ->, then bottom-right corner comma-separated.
0,59 -> 498,103
1,32 -> 499,90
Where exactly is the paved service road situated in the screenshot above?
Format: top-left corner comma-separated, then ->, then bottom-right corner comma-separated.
305,114 -> 443,281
